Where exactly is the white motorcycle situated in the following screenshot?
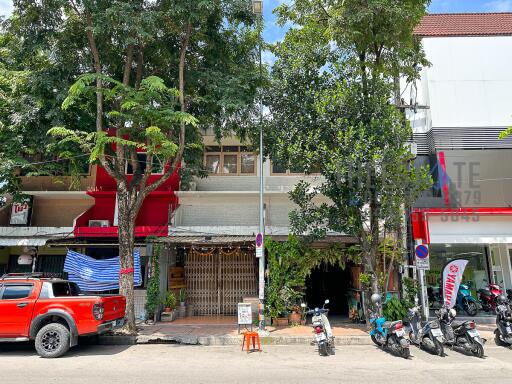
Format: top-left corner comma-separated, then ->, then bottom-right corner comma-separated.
301,300 -> 335,356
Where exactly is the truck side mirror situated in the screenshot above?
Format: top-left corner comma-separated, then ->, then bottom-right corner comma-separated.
324,299 -> 330,304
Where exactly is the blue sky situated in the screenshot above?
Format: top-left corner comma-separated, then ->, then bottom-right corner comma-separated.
2,0 -> 512,55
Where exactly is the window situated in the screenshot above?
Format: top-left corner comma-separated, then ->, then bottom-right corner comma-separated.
1,284 -> 33,300
271,160 -> 321,175
52,282 -> 81,297
126,153 -> 164,175
204,146 -> 256,175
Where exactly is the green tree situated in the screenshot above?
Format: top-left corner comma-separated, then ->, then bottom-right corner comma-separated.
3,0 -> 260,333
266,0 -> 431,297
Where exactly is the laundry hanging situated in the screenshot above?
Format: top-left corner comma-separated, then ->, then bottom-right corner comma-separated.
64,249 -> 142,292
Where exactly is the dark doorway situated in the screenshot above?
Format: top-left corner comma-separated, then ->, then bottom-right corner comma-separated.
305,263 -> 351,316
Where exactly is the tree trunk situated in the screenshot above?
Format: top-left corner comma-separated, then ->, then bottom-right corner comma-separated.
117,186 -> 137,334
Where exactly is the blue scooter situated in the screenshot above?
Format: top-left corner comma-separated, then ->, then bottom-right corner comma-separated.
456,283 -> 478,316
369,293 -> 410,359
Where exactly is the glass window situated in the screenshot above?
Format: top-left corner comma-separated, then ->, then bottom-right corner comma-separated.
204,147 -> 256,175
272,160 -> 287,174
52,282 -> 81,297
206,155 -> 221,174
205,146 -> 221,152
223,155 -> 238,174
241,154 -> 255,174
426,244 -> 488,310
126,153 -> 164,175
2,284 -> 33,300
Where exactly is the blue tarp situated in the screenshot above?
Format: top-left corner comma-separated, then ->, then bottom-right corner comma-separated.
64,249 -> 142,292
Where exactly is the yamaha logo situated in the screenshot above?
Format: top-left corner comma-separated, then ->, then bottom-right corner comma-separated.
450,265 -> 459,273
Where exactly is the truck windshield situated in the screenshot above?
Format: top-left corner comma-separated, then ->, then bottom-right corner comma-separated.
52,282 -> 81,297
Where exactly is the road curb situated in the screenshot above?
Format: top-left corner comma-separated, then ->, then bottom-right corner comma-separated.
100,334 -> 372,346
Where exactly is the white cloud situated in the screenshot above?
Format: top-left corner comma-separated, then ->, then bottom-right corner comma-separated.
485,0 -> 512,11
0,0 -> 12,17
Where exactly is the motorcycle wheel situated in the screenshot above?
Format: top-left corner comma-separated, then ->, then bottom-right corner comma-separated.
319,342 -> 329,357
371,334 -> 382,347
434,339 -> 444,357
494,330 -> 507,347
401,347 -> 411,359
328,343 -> 336,355
465,301 -> 478,317
471,343 -> 484,358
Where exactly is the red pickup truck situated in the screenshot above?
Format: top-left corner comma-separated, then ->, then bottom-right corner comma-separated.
0,274 -> 126,358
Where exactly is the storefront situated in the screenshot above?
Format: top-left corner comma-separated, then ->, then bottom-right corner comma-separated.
412,208 -> 512,312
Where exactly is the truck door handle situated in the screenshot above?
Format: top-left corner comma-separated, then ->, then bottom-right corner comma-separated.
17,302 -> 28,308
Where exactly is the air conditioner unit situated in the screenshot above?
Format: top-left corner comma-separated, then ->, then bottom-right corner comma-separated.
88,220 -> 111,227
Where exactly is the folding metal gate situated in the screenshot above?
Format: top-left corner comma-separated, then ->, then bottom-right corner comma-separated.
185,248 -> 257,316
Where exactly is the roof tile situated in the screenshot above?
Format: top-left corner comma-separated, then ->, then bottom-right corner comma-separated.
415,13 -> 512,37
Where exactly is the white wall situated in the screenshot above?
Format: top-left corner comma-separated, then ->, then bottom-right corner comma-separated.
405,36 -> 512,132
429,215 -> 512,244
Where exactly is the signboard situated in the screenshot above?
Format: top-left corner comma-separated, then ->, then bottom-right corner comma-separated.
9,197 -> 33,226
255,233 -> 263,258
237,303 -> 252,325
442,259 -> 469,309
415,244 -> 430,270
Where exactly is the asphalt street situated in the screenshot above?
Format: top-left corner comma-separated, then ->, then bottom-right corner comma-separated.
2,342 -> 512,384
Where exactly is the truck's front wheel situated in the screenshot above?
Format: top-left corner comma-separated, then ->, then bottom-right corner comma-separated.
35,323 -> 70,358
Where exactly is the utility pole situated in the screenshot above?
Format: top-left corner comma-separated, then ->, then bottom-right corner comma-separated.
252,0 -> 267,335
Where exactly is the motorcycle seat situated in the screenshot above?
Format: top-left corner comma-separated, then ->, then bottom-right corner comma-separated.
451,321 -> 468,330
478,288 -> 491,296
382,321 -> 401,329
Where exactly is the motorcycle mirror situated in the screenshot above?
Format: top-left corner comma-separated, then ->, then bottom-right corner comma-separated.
324,299 -> 330,304
414,297 -> 419,305
300,303 -> 306,308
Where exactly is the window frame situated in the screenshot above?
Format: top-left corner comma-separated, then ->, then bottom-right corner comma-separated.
0,283 -> 34,300
270,161 -> 321,176
204,146 -> 257,176
125,152 -> 165,176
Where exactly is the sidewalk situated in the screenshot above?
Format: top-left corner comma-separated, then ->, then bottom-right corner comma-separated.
135,316 -> 370,346
99,316 -> 498,346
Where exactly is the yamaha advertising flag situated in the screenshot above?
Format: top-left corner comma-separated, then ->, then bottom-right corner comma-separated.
442,259 -> 469,308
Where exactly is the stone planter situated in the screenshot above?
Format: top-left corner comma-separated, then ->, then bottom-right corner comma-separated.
273,317 -> 289,327
178,304 -> 186,318
161,309 -> 177,322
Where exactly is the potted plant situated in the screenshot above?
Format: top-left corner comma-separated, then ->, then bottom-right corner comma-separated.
288,304 -> 302,326
178,288 -> 187,318
163,290 -> 177,313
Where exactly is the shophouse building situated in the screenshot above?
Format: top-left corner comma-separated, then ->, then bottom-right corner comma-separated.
408,13 -> 512,304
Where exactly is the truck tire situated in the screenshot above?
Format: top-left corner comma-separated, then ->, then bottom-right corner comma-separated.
35,323 -> 70,358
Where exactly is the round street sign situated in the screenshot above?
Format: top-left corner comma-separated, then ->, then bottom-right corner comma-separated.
256,233 -> 263,248
415,244 -> 429,259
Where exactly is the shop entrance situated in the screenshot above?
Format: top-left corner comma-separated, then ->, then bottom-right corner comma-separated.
305,263 -> 352,316
184,247 -> 258,316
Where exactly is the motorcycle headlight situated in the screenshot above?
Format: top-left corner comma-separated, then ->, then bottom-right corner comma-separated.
449,309 -> 456,318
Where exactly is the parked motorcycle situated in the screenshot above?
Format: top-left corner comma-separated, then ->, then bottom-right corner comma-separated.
436,304 -> 486,358
407,303 -> 445,356
369,294 -> 410,359
301,300 -> 335,356
494,294 -> 512,347
478,280 -> 503,313
506,288 -> 512,303
456,283 -> 478,316
427,286 -> 443,308
428,283 -> 477,316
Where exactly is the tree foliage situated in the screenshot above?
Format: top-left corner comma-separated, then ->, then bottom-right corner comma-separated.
3,0 -> 261,332
266,0 -> 432,294
265,235 -> 361,319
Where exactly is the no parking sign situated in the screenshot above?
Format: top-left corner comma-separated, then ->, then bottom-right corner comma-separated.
415,244 -> 430,270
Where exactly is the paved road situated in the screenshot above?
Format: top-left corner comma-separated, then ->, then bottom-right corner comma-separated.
2,342 -> 512,384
